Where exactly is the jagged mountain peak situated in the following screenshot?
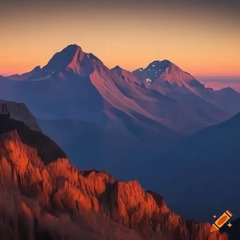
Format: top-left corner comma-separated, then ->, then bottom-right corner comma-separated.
112,65 -> 122,70
133,59 -> 202,88
147,59 -> 174,69
133,59 -> 174,81
43,44 -> 102,75
112,65 -> 126,77
45,44 -> 82,70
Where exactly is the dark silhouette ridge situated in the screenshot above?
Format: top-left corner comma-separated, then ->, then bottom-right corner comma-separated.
44,44 -> 80,71
43,44 -> 101,75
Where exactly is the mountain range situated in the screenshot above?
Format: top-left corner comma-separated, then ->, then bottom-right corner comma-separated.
2,44 -> 240,135
1,44 -> 240,223
0,111 -> 230,240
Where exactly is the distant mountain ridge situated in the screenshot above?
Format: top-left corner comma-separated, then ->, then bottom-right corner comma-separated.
1,44 -> 240,230
2,44 -> 239,135
141,112 -> 240,221
132,59 -> 240,114
133,59 -> 198,86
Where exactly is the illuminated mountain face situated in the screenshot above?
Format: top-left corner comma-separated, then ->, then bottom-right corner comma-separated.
3,44 -> 239,135
0,112 -> 228,240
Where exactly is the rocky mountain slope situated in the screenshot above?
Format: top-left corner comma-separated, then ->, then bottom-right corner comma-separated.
3,44 -> 238,135
133,60 -> 240,115
0,115 -> 229,240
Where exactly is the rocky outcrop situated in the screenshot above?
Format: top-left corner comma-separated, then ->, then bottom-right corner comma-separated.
0,100 -> 40,131
0,118 -> 229,240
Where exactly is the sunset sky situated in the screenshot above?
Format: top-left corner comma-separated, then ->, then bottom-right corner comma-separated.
0,0 -> 240,76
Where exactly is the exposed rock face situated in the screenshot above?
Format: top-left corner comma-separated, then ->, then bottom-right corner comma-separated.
0,99 -> 40,131
133,60 -> 197,86
0,118 -> 66,164
0,118 -> 229,240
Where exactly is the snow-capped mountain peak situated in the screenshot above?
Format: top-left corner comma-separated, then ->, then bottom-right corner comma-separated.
133,60 -> 174,82
133,59 -> 201,88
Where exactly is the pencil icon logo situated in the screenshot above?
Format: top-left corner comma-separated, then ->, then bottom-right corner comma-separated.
210,210 -> 233,232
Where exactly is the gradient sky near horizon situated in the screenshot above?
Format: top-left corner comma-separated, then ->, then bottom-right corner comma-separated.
0,0 -> 240,76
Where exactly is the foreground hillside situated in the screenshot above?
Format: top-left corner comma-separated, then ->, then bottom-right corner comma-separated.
0,116 -> 228,240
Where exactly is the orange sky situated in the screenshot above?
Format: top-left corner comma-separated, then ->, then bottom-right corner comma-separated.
0,0 -> 240,76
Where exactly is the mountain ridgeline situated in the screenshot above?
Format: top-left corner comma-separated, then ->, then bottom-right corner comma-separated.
142,112 -> 240,220
0,113 -> 229,240
2,44 -> 240,134
1,44 -> 240,225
